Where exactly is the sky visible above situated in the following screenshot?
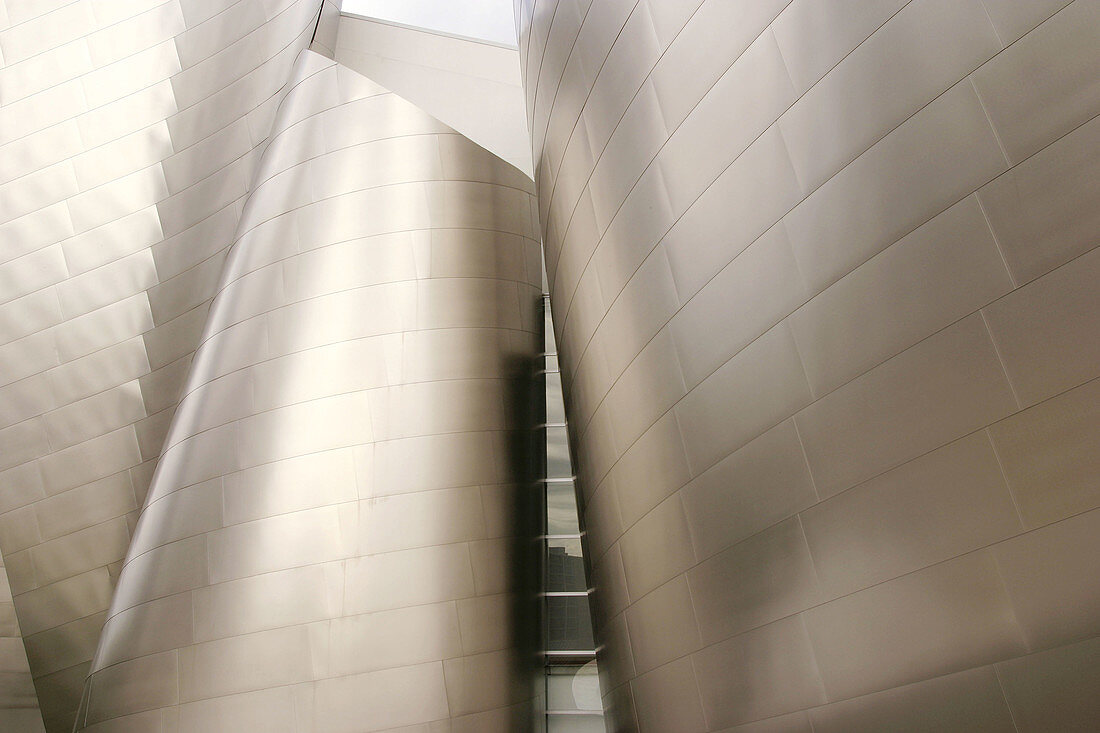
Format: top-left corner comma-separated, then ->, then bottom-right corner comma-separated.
341,0 -> 519,46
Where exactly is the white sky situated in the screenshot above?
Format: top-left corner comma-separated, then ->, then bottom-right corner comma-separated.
341,0 -> 518,46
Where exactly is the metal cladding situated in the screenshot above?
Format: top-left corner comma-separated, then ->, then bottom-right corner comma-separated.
0,549 -> 43,731
515,0 -> 1100,731
0,1 -> 322,728
0,2 -> 542,731
72,50 -> 543,731
5,0 -> 1100,731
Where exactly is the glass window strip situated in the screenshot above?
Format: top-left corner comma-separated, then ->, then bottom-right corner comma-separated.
541,290 -> 603,729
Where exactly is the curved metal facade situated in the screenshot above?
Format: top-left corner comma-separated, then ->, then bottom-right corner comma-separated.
0,549 -> 43,731
0,1 -> 322,728
0,2 -> 545,730
5,1 -> 1100,731
515,0 -> 1100,730
72,50 -> 543,731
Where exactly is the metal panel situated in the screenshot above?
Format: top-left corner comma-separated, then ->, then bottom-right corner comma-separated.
0,1 -> 347,729
515,0 -> 1100,728
71,51 -> 542,731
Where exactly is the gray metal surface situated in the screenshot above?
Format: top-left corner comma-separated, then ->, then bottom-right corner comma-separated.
540,293 -> 605,733
514,0 -> 1100,730
0,1 -> 547,730
69,50 -> 544,731
0,551 -> 44,732
61,49 -> 544,731
0,1 -> 322,728
5,0 -> 1100,730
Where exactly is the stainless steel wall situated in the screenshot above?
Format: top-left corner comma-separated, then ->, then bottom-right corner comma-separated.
71,49 -> 544,732
0,1 -> 322,729
333,12 -> 533,176
0,550 -> 44,732
514,0 -> 1100,730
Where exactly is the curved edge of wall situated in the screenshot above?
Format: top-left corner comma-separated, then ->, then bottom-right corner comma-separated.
310,0 -> 343,59
516,0 -> 1100,730
0,2 -> 323,729
73,51 -> 546,733
334,12 -> 533,178
0,551 -> 45,733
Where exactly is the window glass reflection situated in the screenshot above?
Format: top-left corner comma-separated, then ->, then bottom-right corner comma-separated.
545,371 -> 565,424
547,662 -> 602,711
547,538 -> 586,592
546,481 -> 580,534
546,425 -> 571,478
544,302 -> 557,352
540,292 -> 603,727
547,595 -> 595,651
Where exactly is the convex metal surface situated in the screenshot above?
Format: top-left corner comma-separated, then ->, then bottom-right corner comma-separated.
74,50 -> 545,732
514,0 -> 1100,730
0,1 -> 322,728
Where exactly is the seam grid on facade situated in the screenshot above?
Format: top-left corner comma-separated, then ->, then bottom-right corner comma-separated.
3,0 -> 1100,730
519,0 -> 1100,728
533,8 -> 1078,448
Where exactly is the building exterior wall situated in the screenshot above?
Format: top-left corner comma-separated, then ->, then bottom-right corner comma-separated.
0,1 -> 546,730
0,550 -> 44,732
4,0 -> 1100,731
515,0 -> 1100,730
70,50 -> 544,731
335,12 -> 532,176
0,1 -> 322,728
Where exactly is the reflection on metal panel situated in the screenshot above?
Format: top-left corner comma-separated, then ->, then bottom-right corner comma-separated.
0,1 -> 321,729
516,0 -> 1100,730
69,51 -> 544,731
540,293 -> 604,731
335,12 -> 532,176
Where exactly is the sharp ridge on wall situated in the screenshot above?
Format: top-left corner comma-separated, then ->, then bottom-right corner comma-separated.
73,46 -> 543,731
0,2 -> 529,729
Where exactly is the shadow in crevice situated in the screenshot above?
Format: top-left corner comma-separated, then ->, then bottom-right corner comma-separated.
502,333 -> 547,733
